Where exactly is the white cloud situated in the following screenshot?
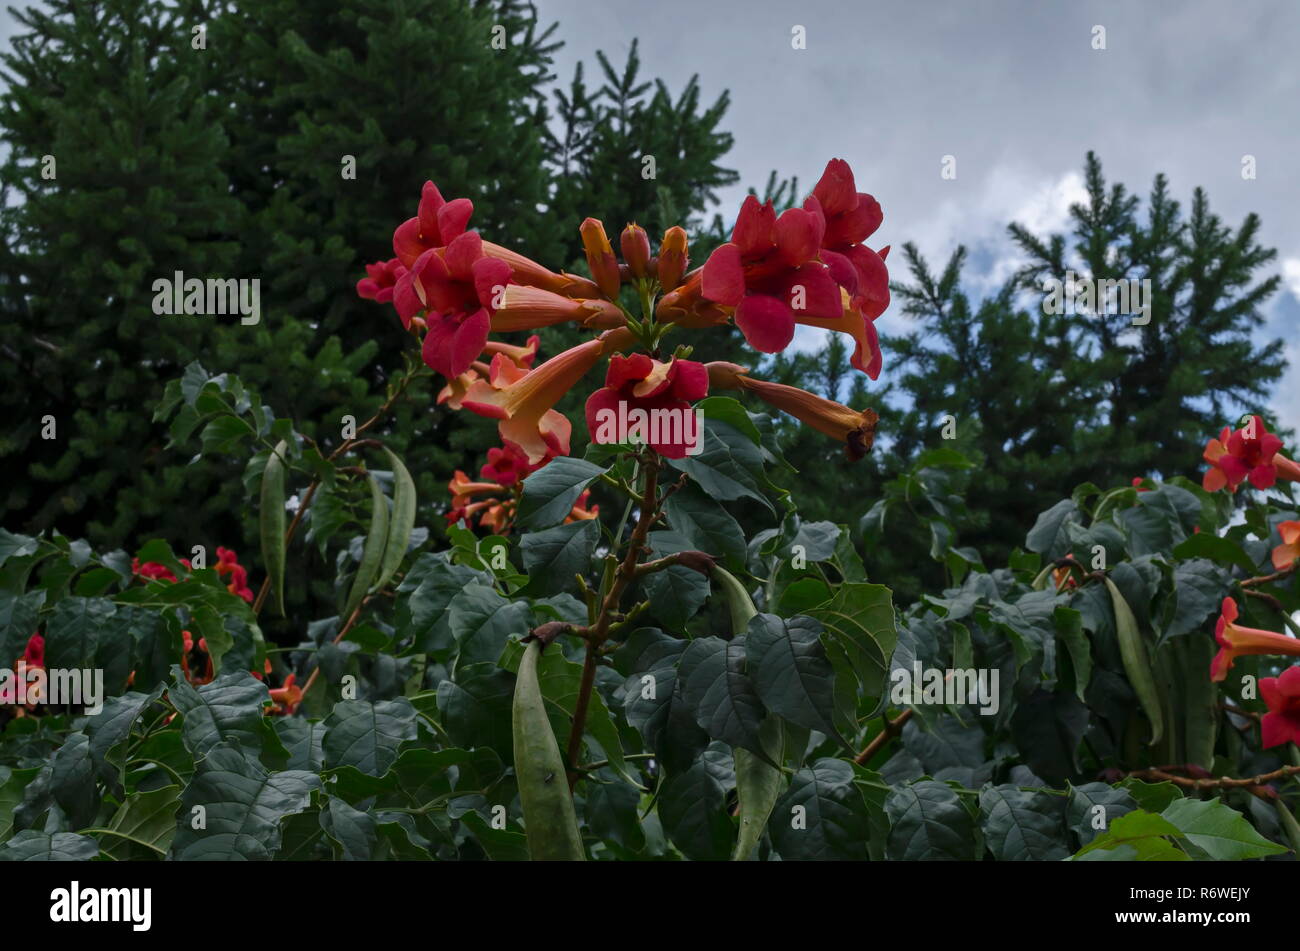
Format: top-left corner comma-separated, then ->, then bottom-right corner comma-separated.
1281,258 -> 1300,301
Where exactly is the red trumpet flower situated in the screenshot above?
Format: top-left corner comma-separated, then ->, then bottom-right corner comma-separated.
1210,597 -> 1300,682
1202,415 -> 1300,493
1260,666 -> 1300,749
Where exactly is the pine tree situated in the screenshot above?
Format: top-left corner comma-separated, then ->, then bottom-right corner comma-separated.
0,0 -> 253,545
775,154 -> 1288,573
1009,152 -> 1288,479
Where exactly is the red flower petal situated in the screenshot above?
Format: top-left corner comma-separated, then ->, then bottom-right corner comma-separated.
472,257 -> 512,312
821,249 -> 858,295
735,294 -> 796,353
393,217 -> 425,267
423,309 -> 490,378
702,243 -> 746,307
437,198 -> 474,245
443,231 -> 483,282
669,359 -> 709,402
417,181 -> 445,238
777,263 -> 842,319
1249,464 -> 1278,490
826,193 -> 883,247
775,207 -> 825,266
846,245 -> 890,319
606,352 -> 654,390
732,196 -> 777,259
812,158 -> 857,217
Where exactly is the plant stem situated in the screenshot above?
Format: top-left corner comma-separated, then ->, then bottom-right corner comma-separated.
853,708 -> 914,765
565,455 -> 661,788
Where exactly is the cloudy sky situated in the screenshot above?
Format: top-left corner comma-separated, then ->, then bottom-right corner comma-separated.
3,0 -> 1297,428
538,0 -> 1300,432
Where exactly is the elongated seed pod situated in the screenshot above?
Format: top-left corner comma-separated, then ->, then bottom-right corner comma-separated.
260,440 -> 288,615
512,641 -> 585,861
1104,578 -> 1163,746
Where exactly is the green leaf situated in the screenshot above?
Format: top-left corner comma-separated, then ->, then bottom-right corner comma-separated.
520,519 -> 598,595
517,457 -> 608,530
658,743 -> 735,861
678,636 -> 768,756
978,785 -> 1069,860
96,784 -> 182,859
1164,558 -> 1232,642
87,686 -> 165,785
0,529 -> 39,568
885,780 -> 978,860
770,757 -> 870,860
745,614 -> 842,740
169,669 -> 270,758
642,531 -> 710,628
1161,797 -> 1287,860
320,797 -> 378,861
171,743 -> 319,860
436,663 -> 516,764
1054,606 -> 1092,702
376,447 -> 418,589
446,585 -> 532,670
1171,533 -> 1258,574
1067,782 -> 1137,846
0,830 -> 99,861
663,483 -> 747,568
1025,499 -> 1080,559
806,583 -> 897,699
1072,809 -> 1187,860
260,439 -> 288,615
322,698 -> 419,777
343,474 -> 389,621
43,596 -> 115,670
0,590 -> 45,674
668,416 -> 774,513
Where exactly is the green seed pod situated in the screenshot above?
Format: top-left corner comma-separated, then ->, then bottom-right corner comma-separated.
1104,578 -> 1163,746
512,640 -> 585,861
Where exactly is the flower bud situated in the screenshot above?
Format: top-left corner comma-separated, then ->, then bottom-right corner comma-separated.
620,223 -> 652,278
580,218 -> 622,300
657,226 -> 689,290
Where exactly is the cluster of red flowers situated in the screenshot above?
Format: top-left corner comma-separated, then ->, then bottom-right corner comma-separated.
358,159 -> 887,487
131,549 -> 298,713
131,545 -> 253,603
1197,414 -> 1300,750
448,442 -> 598,534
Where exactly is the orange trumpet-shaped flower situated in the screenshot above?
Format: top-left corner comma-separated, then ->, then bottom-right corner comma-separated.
1210,597 -> 1300,681
268,674 -> 303,716
1272,521 -> 1300,571
580,218 -> 622,300
481,241 -> 601,300
448,471 -> 507,507
484,335 -> 540,368
462,328 -> 635,463
706,362 -> 879,460
489,285 -> 625,333
438,342 -> 538,410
